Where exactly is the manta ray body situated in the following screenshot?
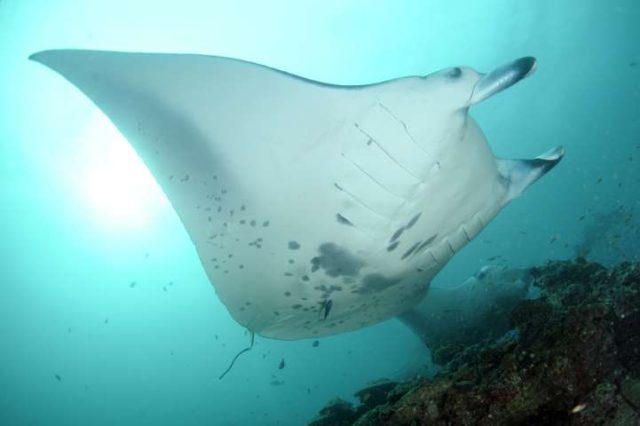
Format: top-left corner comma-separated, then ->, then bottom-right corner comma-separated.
31,50 -> 563,340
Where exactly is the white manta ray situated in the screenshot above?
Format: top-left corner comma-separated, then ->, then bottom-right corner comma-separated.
31,50 -> 563,340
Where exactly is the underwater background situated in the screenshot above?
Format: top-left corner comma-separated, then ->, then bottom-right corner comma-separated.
1,1 -> 639,425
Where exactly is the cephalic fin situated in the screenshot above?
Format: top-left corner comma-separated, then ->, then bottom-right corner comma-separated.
497,145 -> 564,203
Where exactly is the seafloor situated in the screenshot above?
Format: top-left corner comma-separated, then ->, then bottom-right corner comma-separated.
310,260 -> 640,425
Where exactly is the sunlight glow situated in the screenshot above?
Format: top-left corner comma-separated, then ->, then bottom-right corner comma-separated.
74,113 -> 168,228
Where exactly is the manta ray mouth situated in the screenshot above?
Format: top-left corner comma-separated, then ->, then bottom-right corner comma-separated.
469,56 -> 537,105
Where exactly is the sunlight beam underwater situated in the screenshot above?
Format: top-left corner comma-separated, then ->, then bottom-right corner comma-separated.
30,50 -> 563,344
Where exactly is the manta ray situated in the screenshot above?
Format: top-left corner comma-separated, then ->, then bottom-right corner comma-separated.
31,50 -> 563,342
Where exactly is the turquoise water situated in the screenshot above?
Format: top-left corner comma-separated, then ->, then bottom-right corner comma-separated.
1,1 -> 638,425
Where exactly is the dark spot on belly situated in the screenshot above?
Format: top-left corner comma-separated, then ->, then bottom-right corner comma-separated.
288,241 -> 301,250
405,213 -> 422,229
389,226 -> 405,243
416,234 -> 438,253
336,213 -> 354,226
311,257 -> 320,272
309,243 -> 365,278
401,242 -> 421,260
387,241 -> 400,252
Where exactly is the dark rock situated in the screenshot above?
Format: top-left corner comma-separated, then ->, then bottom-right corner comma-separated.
311,260 -> 640,425
308,398 -> 362,426
354,380 -> 397,409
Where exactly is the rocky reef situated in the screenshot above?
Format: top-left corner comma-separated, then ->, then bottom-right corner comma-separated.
310,260 -> 640,425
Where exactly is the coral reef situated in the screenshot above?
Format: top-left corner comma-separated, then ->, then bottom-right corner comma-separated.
310,260 -> 640,425
401,265 -> 533,366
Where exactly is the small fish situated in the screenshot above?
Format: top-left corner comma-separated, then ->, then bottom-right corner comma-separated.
129,281 -> 137,288
307,388 -> 311,395
54,374 -> 62,382
550,237 -> 557,244
596,177 -> 603,183
278,358 -> 285,369
104,318 -> 109,324
269,380 -> 285,386
312,340 -> 319,348
570,403 -> 587,414
578,215 -> 585,221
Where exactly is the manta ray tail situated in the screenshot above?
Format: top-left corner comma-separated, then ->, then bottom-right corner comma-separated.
497,145 -> 564,203
219,331 -> 255,380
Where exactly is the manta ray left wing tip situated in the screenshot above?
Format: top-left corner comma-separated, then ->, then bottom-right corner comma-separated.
29,50 -> 68,70
29,51 -> 45,63
29,50 -> 58,63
